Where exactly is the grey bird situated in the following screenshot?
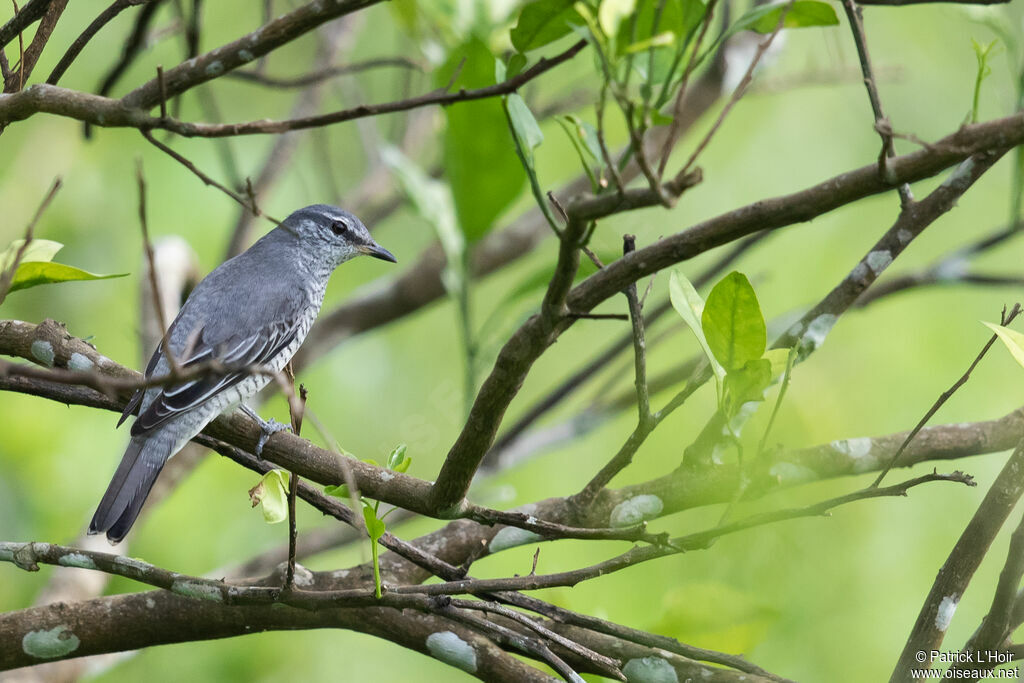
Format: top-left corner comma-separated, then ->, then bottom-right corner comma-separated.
89,204 -> 396,543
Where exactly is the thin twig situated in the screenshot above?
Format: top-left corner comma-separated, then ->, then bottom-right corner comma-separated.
0,177 -> 61,306
135,159 -> 179,373
840,0 -> 914,206
872,303 -> 1022,486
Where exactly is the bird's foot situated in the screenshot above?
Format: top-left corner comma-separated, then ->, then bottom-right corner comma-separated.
255,418 -> 291,458
240,405 -> 292,458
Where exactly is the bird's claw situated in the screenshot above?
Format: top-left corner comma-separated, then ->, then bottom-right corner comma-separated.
255,417 -> 291,459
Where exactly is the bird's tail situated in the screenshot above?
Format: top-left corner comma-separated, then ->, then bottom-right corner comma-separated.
88,435 -> 170,544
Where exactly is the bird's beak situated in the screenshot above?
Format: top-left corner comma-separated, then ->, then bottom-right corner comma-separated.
358,242 -> 397,263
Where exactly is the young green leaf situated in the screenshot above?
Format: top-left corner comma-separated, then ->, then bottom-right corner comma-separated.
0,239 -> 63,270
599,0 -> 637,38
511,0 -> 577,52
248,470 -> 290,524
506,94 -> 544,155
324,484 -> 350,499
723,358 -> 773,417
386,444 -> 410,472
701,271 -> 766,372
9,262 -> 128,293
362,504 -> 387,541
669,270 -> 726,381
728,0 -> 838,36
982,321 -> 1024,369
436,39 -> 525,242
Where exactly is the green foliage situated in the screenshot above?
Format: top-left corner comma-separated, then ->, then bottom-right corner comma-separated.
510,0 -> 577,52
0,239 -> 127,295
726,0 -> 839,36
669,270 -> 726,382
701,271 -> 766,373
502,88 -> 560,231
438,39 -> 524,242
970,38 -> 998,124
982,321 -> 1024,370
323,445 -> 411,598
248,470 -> 290,525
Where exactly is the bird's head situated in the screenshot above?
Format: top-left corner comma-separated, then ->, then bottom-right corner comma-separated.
279,204 -> 396,267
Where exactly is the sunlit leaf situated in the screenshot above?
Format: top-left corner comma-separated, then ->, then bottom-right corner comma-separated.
728,0 -> 838,36
248,470 -> 290,524
511,0 -> 577,52
0,239 -> 63,271
9,262 -> 128,293
982,321 -> 1024,370
362,504 -> 387,541
701,271 -> 766,372
437,39 -> 524,241
723,358 -> 772,417
599,0 -> 637,37
669,270 -> 725,381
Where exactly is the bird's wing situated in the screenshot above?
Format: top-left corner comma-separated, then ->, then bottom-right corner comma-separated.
129,316 -> 302,437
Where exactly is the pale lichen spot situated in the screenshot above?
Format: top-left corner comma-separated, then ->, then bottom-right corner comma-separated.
896,229 -> 913,245
831,438 -> 877,472
22,625 -> 80,659
800,314 -> 837,353
30,340 -> 55,367
866,250 -> 892,276
113,556 -> 151,577
525,516 -> 538,525
769,462 -> 817,485
379,471 -> 395,481
489,526 -> 542,553
171,579 -> 223,602
849,262 -> 869,282
610,495 -> 664,528
204,61 -> 225,77
68,352 -> 94,372
145,597 -> 156,609
58,552 -> 96,570
622,656 -> 679,683
936,594 -> 959,632
941,157 -> 975,191
292,564 -> 315,587
425,631 -> 477,673
238,49 -> 255,62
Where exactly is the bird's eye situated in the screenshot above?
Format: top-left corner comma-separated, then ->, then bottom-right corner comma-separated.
330,221 -> 348,237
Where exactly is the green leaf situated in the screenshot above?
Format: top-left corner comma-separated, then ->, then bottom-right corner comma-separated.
511,0 -> 577,52
437,39 -> 526,241
599,0 -> 637,37
762,348 -> 791,378
506,94 -> 544,154
982,321 -> 1024,369
9,262 -> 128,293
701,271 -> 766,372
362,504 -> 387,541
324,484 -> 351,499
723,358 -> 772,417
381,145 -> 465,296
669,270 -> 725,381
506,52 -> 528,78
249,470 -> 290,524
0,238 -> 63,271
728,0 -> 838,36
386,444 -> 409,472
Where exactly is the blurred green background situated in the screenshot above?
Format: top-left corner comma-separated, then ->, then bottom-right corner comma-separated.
1,1 -> 1023,681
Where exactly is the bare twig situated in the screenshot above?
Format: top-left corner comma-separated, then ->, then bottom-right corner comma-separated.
840,0 -> 914,206
872,303 -> 1022,486
0,177 -> 62,305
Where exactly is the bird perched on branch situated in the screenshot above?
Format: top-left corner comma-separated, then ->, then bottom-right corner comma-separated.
89,204 -> 396,543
